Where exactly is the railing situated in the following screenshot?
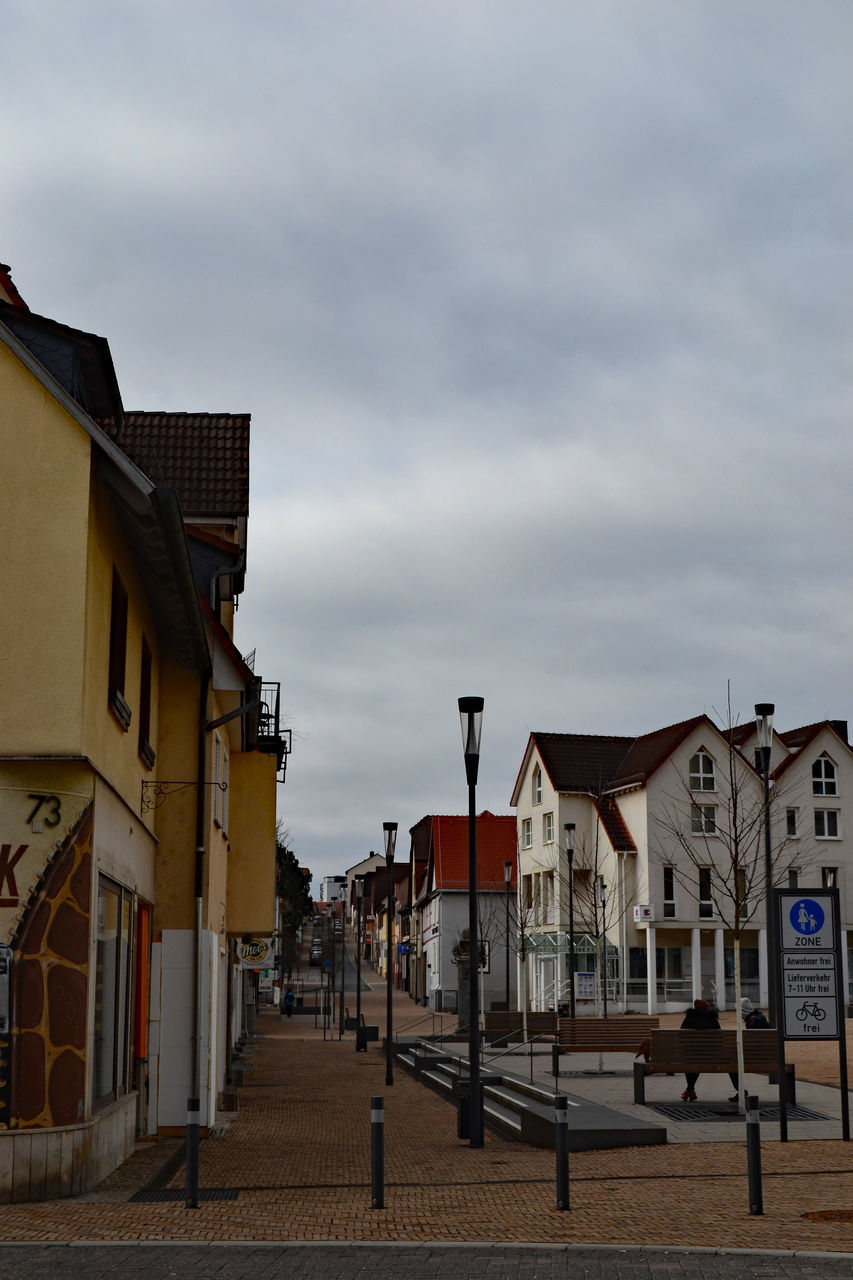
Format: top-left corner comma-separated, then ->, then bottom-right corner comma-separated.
482,1031 -> 554,1085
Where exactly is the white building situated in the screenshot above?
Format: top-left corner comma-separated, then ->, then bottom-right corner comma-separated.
511,714 -> 852,1015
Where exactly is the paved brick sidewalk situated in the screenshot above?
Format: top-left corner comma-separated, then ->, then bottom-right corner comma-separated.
1,955 -> 851,1253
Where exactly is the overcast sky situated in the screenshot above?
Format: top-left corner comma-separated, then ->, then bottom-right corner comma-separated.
5,2 -> 853,891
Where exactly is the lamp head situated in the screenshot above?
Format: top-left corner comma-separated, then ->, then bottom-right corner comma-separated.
458,696 -> 484,786
504,859 -> 513,886
383,822 -> 397,863
754,703 -> 775,750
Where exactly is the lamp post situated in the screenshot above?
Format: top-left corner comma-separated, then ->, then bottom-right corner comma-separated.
355,874 -> 365,1033
598,877 -> 608,1018
564,824 -> 576,1019
458,695 -> 484,1148
755,703 -> 776,1027
503,859 -> 512,1012
383,822 -> 397,1086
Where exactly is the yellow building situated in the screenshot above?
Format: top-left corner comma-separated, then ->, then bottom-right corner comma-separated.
0,268 -> 284,1199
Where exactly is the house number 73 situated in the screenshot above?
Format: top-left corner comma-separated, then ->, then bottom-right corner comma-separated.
26,794 -> 62,827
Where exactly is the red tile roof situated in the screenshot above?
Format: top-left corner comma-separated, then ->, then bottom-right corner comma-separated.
121,412 -> 250,517
430,812 -> 517,892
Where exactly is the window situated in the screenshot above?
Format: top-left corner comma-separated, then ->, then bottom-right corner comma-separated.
822,867 -> 838,888
521,818 -> 532,849
788,868 -> 800,889
532,767 -> 542,805
543,812 -> 554,844
812,755 -> 837,796
786,808 -> 799,838
93,878 -> 134,1107
522,874 -> 533,911
138,635 -> 155,768
663,866 -> 676,918
691,804 -> 716,835
815,809 -> 840,839
689,749 -> 715,791
108,569 -> 131,730
698,867 -> 714,918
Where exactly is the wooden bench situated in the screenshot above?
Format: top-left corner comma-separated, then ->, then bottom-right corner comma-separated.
557,1015 -> 659,1054
633,1029 -> 796,1105
484,1011 -> 557,1045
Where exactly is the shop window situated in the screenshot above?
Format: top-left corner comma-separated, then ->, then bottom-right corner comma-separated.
93,878 -> 134,1108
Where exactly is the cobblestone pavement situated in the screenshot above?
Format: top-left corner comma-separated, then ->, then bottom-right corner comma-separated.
1,942 -> 851,1266
0,1242 -> 852,1280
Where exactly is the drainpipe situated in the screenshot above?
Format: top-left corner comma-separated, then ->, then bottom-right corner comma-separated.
186,672 -> 209,1209
619,852 -> 627,1012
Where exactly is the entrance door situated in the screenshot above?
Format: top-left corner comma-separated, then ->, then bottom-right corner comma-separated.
536,956 -> 557,1011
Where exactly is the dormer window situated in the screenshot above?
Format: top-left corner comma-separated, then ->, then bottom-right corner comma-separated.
812,754 -> 837,796
689,749 -> 715,792
532,765 -> 542,805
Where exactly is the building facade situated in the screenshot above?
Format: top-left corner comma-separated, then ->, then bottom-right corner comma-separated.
511,715 -> 852,1015
0,269 -> 284,1200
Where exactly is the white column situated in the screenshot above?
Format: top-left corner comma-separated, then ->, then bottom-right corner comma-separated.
691,928 -> 703,1003
714,928 -> 726,1011
646,924 -> 657,1014
758,927 -> 768,1009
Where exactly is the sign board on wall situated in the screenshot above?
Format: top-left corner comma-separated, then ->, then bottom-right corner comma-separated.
0,784 -> 92,945
236,937 -> 275,968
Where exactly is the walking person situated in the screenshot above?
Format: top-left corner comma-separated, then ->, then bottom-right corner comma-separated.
283,987 -> 295,1018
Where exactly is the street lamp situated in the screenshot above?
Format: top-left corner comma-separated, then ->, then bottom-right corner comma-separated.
383,822 -> 397,1086
755,702 -> 776,1027
355,874 -> 365,1034
598,876 -> 608,1018
458,695 -> 484,1148
564,824 -> 576,1019
503,859 -> 512,1012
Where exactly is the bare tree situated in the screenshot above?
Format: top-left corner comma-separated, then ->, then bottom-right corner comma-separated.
654,690 -> 814,1108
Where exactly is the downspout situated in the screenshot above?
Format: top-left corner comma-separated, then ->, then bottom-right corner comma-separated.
619,851 -> 627,1012
186,670 -> 209,1209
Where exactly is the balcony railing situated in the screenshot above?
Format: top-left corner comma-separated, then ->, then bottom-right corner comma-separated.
256,681 -> 291,775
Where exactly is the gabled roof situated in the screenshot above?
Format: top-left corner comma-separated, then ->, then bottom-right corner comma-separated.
513,717 -> 721,805
593,796 -> 637,852
0,301 -> 124,435
121,411 -> 250,518
419,812 -> 517,897
609,716 -> 710,789
774,720 -> 851,782
0,313 -> 209,673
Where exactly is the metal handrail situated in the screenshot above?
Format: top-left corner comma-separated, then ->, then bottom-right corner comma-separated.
482,1031 -> 555,1085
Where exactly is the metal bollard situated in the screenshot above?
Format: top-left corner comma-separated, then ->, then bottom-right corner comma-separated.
457,1077 -> 471,1140
746,1093 -> 763,1216
371,1095 -> 384,1209
555,1093 -> 570,1210
185,1096 -> 200,1210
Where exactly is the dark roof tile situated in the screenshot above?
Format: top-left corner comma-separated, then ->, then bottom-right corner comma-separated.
121,411 -> 250,516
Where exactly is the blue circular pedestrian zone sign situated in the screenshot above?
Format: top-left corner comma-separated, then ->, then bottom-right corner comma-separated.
789,898 -> 825,936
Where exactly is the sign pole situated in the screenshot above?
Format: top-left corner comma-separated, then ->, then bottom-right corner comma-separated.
777,887 -> 847,1143
833,891 -> 850,1141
